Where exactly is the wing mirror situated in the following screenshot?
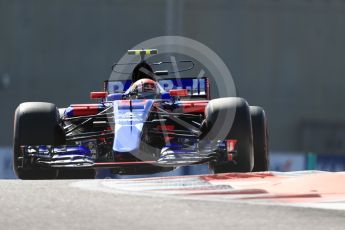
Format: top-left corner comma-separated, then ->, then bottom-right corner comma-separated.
169,89 -> 188,97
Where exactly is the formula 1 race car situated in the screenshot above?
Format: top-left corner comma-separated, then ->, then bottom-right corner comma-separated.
13,49 -> 269,179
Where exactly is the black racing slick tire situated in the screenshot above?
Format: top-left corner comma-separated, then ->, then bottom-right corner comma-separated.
13,102 -> 65,180
250,106 -> 269,172
204,97 -> 254,173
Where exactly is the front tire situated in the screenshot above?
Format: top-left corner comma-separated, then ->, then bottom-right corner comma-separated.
13,102 -> 65,179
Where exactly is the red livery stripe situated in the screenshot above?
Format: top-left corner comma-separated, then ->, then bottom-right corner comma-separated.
179,101 -> 208,113
69,104 -> 101,116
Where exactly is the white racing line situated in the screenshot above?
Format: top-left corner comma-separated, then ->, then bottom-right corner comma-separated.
71,171 -> 345,211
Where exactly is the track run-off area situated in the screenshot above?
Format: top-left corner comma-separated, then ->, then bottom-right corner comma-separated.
0,171 -> 345,230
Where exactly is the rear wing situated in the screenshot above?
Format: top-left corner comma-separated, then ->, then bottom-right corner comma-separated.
104,77 -> 210,99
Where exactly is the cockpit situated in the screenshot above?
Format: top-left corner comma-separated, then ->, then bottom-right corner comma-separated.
124,78 -> 165,99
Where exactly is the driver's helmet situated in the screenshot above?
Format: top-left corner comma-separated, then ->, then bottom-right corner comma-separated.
131,78 -> 158,98
136,79 -> 156,93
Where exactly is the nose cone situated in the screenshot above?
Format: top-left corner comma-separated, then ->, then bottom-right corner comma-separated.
112,99 -> 153,154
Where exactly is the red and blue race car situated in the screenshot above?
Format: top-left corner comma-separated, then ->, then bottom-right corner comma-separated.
13,49 -> 268,179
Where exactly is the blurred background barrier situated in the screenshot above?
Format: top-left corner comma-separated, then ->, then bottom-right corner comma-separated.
0,148 -> 16,179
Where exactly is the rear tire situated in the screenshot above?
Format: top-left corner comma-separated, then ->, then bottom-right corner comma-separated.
13,102 -> 65,179
250,106 -> 269,171
205,97 -> 254,173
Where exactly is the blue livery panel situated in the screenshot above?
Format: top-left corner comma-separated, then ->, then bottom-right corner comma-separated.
112,99 -> 154,154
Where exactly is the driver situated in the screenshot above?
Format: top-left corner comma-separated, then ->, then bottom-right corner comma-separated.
130,78 -> 158,99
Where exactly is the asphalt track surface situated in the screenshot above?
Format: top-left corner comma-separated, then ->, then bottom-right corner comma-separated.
0,176 -> 345,230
